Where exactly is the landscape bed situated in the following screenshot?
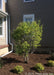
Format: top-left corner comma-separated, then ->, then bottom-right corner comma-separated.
0,53 -> 54,75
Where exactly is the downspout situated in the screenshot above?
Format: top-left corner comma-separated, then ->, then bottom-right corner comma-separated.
8,15 -> 13,52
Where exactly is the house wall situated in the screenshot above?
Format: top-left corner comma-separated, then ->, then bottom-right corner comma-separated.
7,0 -> 54,48
0,0 -> 8,56
0,19 -> 6,45
0,0 -> 7,45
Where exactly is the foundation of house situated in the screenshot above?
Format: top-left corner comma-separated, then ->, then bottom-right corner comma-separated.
0,47 -> 9,56
0,45 -> 9,56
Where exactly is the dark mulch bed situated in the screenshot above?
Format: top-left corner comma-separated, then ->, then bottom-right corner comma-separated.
0,53 -> 54,75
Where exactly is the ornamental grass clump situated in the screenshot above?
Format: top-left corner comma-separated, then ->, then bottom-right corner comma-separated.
34,63 -> 44,72
14,65 -> 24,74
47,60 -> 54,67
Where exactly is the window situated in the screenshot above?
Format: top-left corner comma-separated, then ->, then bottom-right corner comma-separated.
23,14 -> 35,22
0,0 -> 1,9
4,0 -> 7,3
0,0 -> 3,9
0,18 -> 3,36
24,0 -> 35,2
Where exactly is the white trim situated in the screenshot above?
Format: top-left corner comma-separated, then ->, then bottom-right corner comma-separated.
0,18 -> 4,37
24,0 -> 35,2
0,9 -> 8,16
0,50 -> 13,57
23,14 -> 35,22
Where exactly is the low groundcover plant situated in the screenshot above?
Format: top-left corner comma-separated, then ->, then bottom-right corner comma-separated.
34,63 -> 44,72
47,60 -> 54,67
14,65 -> 24,74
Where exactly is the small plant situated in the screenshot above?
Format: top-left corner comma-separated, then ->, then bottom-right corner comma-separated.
47,60 -> 54,67
34,63 -> 44,72
0,58 -> 3,69
51,53 -> 54,60
14,65 -> 24,74
0,64 -> 2,69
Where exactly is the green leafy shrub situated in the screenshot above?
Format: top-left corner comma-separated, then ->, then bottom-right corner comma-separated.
14,65 -> 24,74
22,41 -> 30,55
47,60 -> 54,67
12,21 -> 43,63
35,63 -> 44,72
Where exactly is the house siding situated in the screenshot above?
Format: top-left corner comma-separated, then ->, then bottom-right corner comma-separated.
0,0 -> 7,45
0,0 -> 9,56
7,0 -> 54,48
0,20 -> 6,45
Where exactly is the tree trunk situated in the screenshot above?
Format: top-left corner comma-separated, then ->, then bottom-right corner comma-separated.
24,55 -> 29,63
27,55 -> 29,63
24,57 -> 27,63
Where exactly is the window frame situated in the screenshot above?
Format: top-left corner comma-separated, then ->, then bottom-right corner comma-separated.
24,0 -> 35,2
23,14 -> 35,22
0,18 -> 4,37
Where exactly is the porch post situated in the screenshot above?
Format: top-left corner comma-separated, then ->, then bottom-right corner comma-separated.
6,16 -> 8,45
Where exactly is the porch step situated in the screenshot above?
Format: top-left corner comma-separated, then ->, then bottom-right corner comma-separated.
0,45 -> 9,56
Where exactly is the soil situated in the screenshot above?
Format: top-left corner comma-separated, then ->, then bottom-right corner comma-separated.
0,53 -> 54,75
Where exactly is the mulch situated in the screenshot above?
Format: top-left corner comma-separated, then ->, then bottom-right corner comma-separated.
0,53 -> 54,75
